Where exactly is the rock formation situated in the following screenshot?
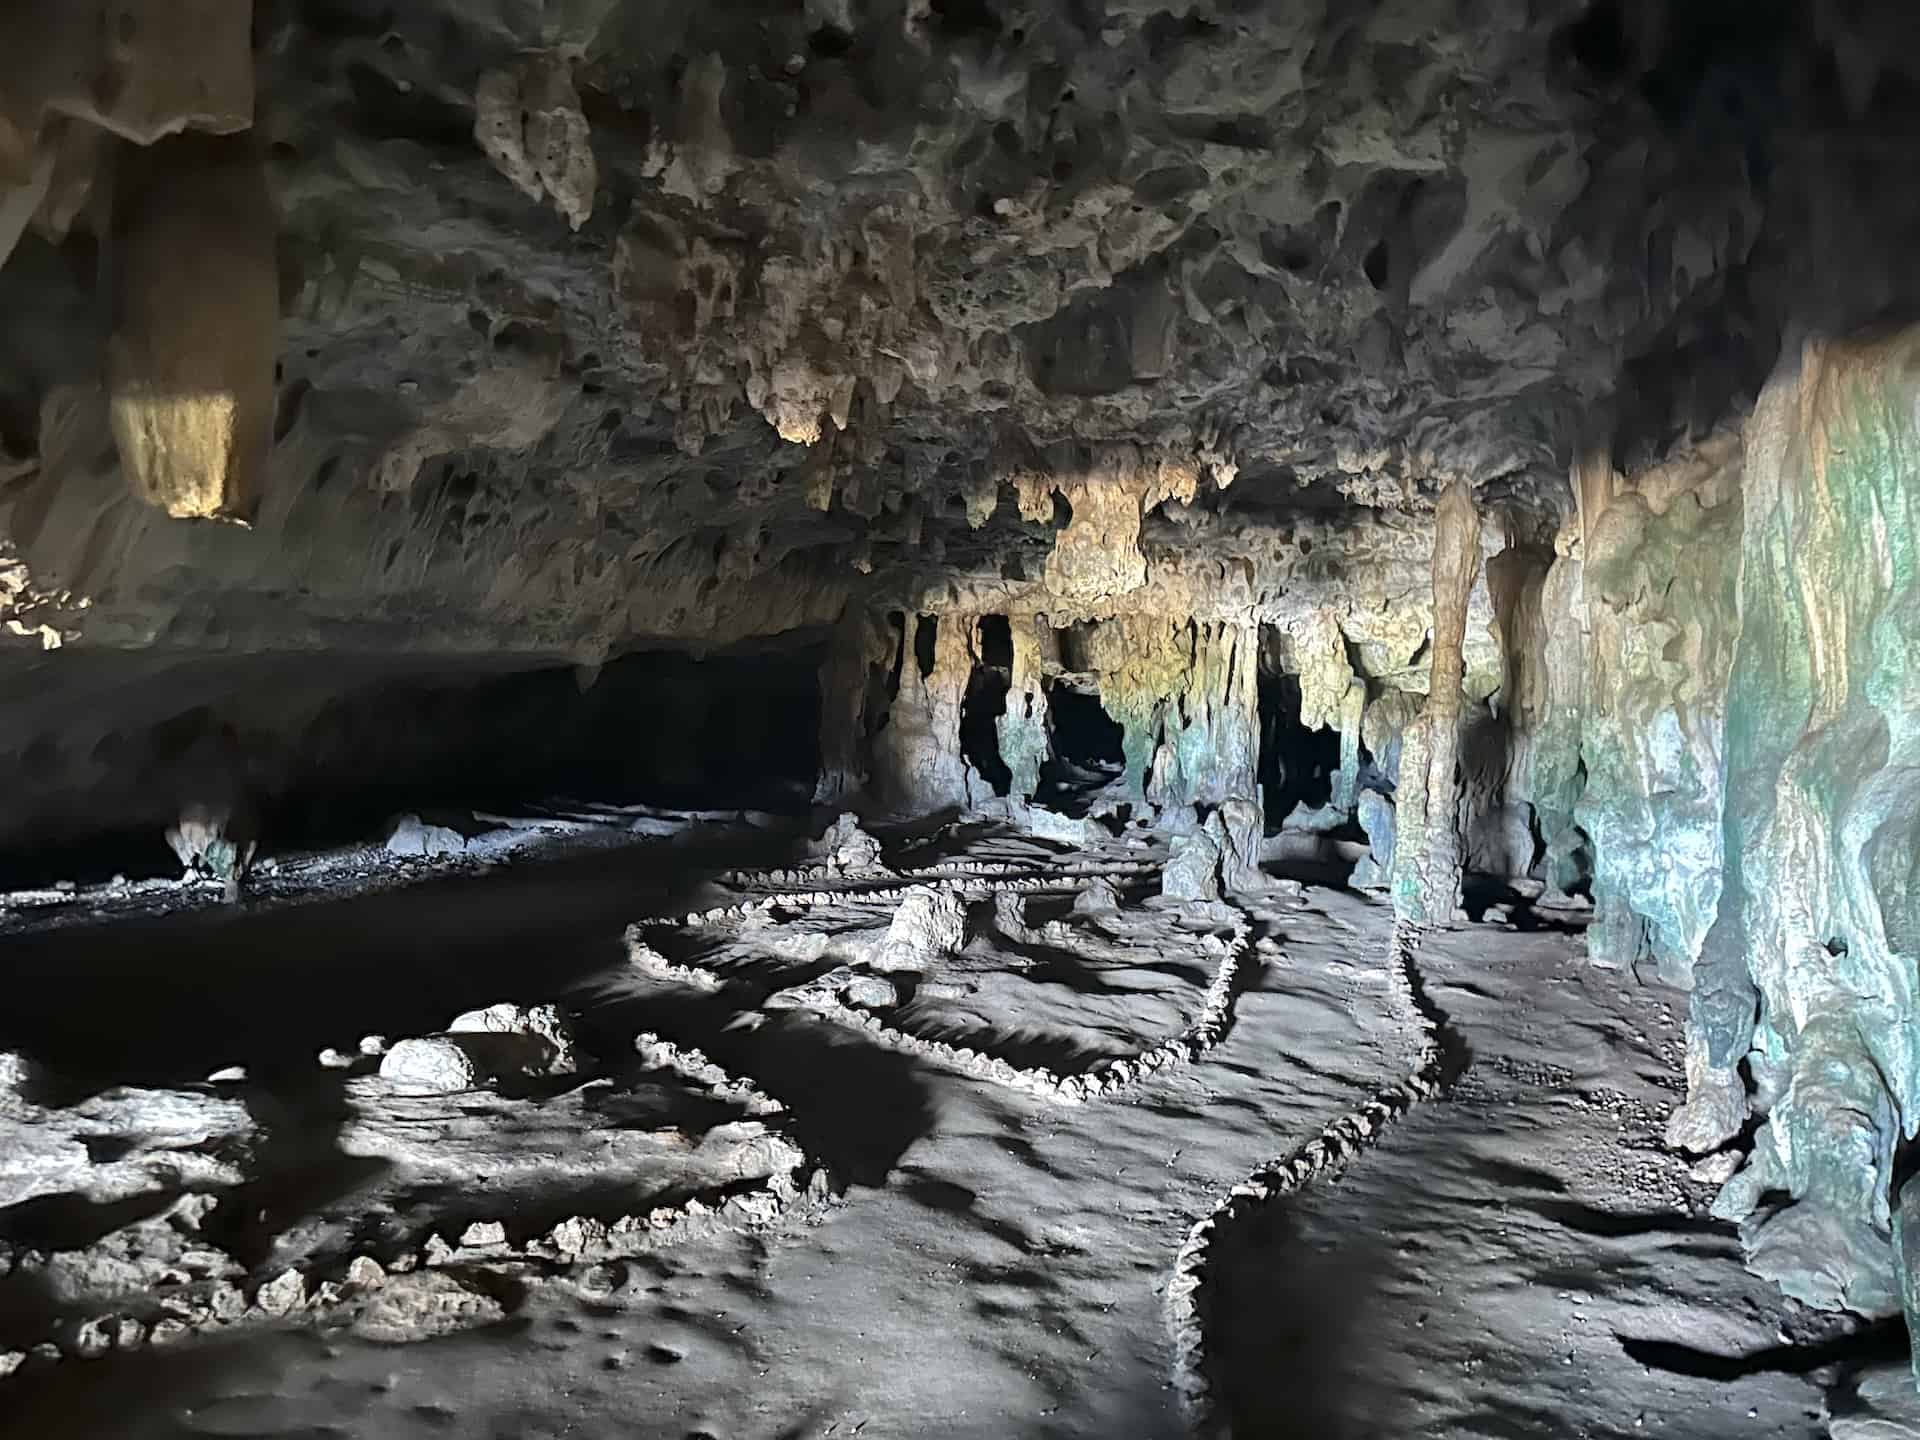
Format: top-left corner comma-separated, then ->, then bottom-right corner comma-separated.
1392,481 -> 1481,926
6,0 -> 1920,1406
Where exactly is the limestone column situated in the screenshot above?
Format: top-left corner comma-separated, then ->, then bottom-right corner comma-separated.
872,614 -> 974,811
1393,480 -> 1480,924
996,614 -> 1054,802
814,608 -> 886,804
1333,681 -> 1365,812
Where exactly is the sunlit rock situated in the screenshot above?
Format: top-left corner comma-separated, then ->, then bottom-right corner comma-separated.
106,134 -> 276,521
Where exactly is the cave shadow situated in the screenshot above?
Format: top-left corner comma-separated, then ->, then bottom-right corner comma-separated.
1460,872 -> 1592,935
887,1006 -> 1132,1074
1207,1199 -> 1402,1440
0,1322 -> 314,1440
0,826 -> 800,1096
577,984 -> 936,1190
0,823 -> 813,1326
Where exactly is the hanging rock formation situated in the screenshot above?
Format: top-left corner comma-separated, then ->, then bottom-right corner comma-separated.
107,135 -> 278,521
1084,617 -> 1259,811
1286,609 -> 1366,813
815,610 -> 892,805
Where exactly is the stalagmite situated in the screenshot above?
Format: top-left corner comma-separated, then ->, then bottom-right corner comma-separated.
871,615 -> 977,811
107,134 -> 277,521
1393,480 -> 1479,925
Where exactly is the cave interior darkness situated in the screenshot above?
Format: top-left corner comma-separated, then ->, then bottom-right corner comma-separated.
4,0 -> 1920,1436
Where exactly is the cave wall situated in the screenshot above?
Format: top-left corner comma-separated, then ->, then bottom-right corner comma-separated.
0,643 -> 823,882
1698,330 -> 1920,1322
1568,431 -> 1744,988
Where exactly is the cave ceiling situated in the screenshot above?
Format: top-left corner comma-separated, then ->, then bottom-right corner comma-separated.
2,0 -> 1919,660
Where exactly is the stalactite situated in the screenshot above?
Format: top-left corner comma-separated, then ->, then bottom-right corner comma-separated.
1334,683 -> 1365,813
1289,609 -> 1364,813
107,134 -> 277,522
1086,617 -> 1258,811
1392,480 -> 1479,925
1473,536 -> 1555,879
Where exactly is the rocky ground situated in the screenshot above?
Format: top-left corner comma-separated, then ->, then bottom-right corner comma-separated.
0,815 -> 1865,1439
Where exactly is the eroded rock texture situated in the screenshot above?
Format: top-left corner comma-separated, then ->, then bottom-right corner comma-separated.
1694,333 -> 1920,1319
7,0 -> 1920,1385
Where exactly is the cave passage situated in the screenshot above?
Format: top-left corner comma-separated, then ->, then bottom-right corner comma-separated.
1259,669 -> 1342,830
1036,682 -> 1123,813
7,0 -> 1920,1432
0,644 -> 823,890
958,614 -> 1014,795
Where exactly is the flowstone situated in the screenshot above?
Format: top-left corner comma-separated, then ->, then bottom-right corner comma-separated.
1351,789 -> 1396,890
1696,330 -> 1920,1333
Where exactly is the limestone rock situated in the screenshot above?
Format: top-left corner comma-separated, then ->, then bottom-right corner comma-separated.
872,616 -> 974,812
996,616 -> 1055,801
350,1270 -> 506,1344
842,974 -> 900,1010
1663,1030 -> 1748,1156
1392,480 -> 1479,925
378,1038 -> 479,1095
1073,877 -> 1123,915
1351,789 -> 1396,890
1089,619 -> 1260,809
0,2 -> 252,163
808,812 -> 888,876
447,1002 -> 579,1077
874,886 -> 967,972
1206,796 -> 1265,898
1162,830 -> 1222,903
385,814 -> 470,859
166,801 -> 255,886
1018,804 -> 1101,847
0,1081 -> 256,1210
1830,1364 -> 1920,1439
474,57 -> 596,230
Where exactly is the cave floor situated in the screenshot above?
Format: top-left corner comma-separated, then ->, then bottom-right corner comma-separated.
0,820 -> 1848,1439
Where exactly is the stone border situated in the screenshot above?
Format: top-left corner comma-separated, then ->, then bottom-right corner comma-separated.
632,867 -> 1250,1106
715,858 -> 1162,889
0,1035 -> 829,1378
1164,923 -> 1463,1437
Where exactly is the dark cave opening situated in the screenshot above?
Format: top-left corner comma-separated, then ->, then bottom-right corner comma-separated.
1036,683 -> 1123,812
959,616 -> 1014,796
1258,670 -> 1343,832
0,644 -> 824,892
